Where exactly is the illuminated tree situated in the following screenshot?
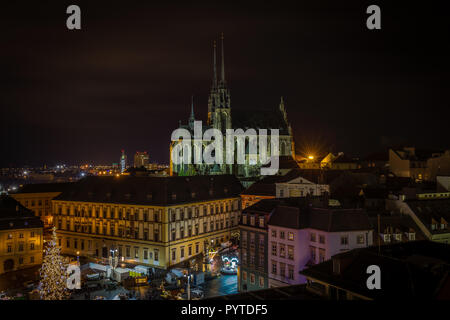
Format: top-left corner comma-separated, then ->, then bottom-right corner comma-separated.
39,227 -> 69,300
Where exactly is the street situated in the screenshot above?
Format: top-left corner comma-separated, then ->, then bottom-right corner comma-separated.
203,274 -> 237,298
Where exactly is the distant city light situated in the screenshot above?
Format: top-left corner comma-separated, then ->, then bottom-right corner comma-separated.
308,155 -> 314,160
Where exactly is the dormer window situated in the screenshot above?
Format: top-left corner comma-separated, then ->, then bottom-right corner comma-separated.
383,234 -> 391,242
146,194 -> 153,200
191,192 -> 196,199
408,233 -> 415,241
441,218 -> 448,230
171,193 -> 177,200
259,217 -> 265,228
395,233 -> 402,241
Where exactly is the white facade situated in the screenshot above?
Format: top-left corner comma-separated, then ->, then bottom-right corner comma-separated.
268,225 -> 373,287
275,177 -> 329,198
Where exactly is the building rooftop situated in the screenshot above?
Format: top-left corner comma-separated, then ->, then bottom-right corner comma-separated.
241,168 -> 346,196
256,197 -> 372,232
0,195 -> 43,231
54,175 -> 243,206
301,241 -> 450,299
15,182 -> 73,194
405,198 -> 450,234
208,283 -> 323,300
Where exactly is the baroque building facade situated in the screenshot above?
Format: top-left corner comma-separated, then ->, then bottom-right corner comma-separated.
170,35 -> 295,179
52,175 -> 243,270
0,196 -> 43,274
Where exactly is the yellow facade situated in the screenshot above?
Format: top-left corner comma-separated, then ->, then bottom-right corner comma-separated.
0,227 -> 43,274
52,197 -> 241,269
12,191 -> 62,227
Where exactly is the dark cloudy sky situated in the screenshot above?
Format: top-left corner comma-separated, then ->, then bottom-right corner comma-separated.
1,0 -> 448,167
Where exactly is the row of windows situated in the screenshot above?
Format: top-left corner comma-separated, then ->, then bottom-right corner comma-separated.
24,199 -> 50,207
271,229 -> 294,241
60,238 -> 160,261
241,271 -> 265,288
271,243 -> 294,260
6,242 -> 37,253
383,233 -> 415,242
58,220 -> 161,242
171,219 -> 236,241
310,233 -> 365,245
55,205 -> 162,222
56,200 -> 239,222
16,256 -> 35,265
310,246 -> 326,263
240,249 -> 265,268
271,261 -> 295,280
240,231 -> 265,252
241,215 -> 265,228
171,242 -> 201,261
169,202 -> 238,221
6,231 -> 37,240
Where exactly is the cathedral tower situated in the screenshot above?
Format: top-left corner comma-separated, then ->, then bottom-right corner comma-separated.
208,33 -> 231,133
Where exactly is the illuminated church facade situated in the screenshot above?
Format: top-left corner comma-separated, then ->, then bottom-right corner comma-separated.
170,35 -> 295,179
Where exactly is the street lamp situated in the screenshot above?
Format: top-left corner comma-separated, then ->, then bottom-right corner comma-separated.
109,248 -> 119,280
76,251 -> 80,263
185,273 -> 192,300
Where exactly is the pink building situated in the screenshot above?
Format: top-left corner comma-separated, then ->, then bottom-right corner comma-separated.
268,205 -> 373,287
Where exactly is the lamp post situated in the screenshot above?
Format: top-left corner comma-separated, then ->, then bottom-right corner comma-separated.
109,248 -> 119,280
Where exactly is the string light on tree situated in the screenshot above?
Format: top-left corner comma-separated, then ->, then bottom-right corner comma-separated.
39,227 -> 69,300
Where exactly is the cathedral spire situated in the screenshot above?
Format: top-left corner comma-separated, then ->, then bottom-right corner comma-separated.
220,32 -> 226,85
190,95 -> 195,119
279,96 -> 285,111
212,41 -> 217,89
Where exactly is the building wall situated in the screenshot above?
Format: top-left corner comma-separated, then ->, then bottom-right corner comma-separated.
0,227 -> 43,275
53,197 -> 241,269
12,192 -> 61,227
238,224 -> 268,292
268,226 -> 373,287
276,180 -> 329,198
389,149 -> 412,178
268,227 -> 306,287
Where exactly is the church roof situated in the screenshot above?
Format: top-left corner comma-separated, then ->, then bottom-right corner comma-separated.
232,106 -> 290,135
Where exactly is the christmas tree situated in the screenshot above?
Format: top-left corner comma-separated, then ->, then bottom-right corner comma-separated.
39,227 -> 69,300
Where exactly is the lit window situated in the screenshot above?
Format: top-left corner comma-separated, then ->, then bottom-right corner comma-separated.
259,276 -> 264,287
357,234 -> 365,244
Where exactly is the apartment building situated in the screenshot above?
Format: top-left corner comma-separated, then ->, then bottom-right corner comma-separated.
268,203 -> 373,287
0,196 -> 43,274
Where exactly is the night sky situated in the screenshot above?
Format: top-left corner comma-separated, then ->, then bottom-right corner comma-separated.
1,1 -> 448,167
